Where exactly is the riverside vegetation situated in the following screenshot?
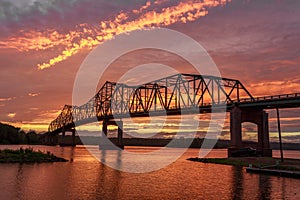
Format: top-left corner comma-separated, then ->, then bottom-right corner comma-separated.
0,122 -> 40,144
0,123 -> 67,163
0,147 -> 67,163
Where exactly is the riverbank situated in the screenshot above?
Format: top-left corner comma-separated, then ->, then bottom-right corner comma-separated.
0,148 -> 68,163
187,157 -> 300,172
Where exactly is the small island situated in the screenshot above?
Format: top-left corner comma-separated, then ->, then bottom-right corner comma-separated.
0,147 -> 68,163
187,157 -> 300,171
188,157 -> 300,178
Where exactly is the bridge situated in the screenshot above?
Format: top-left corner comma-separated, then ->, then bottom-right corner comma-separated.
45,73 -> 300,156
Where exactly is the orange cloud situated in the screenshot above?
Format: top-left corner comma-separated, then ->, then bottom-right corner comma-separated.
7,113 -> 16,118
38,0 -> 230,69
0,0 -> 231,70
249,81 -> 300,96
0,97 -> 16,102
28,93 -> 40,97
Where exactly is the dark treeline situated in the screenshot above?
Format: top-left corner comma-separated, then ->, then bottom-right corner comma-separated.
0,123 -> 40,144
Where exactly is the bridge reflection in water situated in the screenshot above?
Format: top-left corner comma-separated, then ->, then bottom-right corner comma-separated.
0,147 -> 298,199
44,73 -> 300,156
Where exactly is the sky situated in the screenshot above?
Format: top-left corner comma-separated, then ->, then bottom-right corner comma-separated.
0,0 -> 300,142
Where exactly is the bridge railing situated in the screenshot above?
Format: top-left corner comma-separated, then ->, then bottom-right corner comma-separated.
239,93 -> 300,103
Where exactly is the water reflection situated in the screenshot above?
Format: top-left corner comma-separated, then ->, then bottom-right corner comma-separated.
281,177 -> 286,199
98,149 -> 122,199
15,164 -> 24,200
60,146 -> 75,162
0,147 -> 299,199
258,175 -> 271,199
231,166 -> 244,200
229,166 -> 273,200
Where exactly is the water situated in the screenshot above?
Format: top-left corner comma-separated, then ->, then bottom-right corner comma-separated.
0,146 -> 299,199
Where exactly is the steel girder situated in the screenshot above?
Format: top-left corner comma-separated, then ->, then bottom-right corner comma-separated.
48,73 -> 254,133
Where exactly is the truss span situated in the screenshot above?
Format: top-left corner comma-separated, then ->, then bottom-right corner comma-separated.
48,73 -> 255,133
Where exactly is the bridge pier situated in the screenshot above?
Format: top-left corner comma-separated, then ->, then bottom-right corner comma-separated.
102,120 -> 108,136
258,111 -> 272,156
59,128 -> 76,147
229,106 -> 242,149
44,134 -> 58,146
228,106 -> 272,157
99,120 -> 124,150
117,121 -> 124,148
72,129 -> 76,146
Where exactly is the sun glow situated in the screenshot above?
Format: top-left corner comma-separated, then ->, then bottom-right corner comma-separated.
7,113 -> 16,118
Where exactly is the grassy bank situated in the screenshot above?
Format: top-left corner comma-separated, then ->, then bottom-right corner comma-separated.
187,157 -> 300,172
0,148 -> 68,163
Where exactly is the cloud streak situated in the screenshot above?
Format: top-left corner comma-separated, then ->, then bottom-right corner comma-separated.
0,0 -> 231,69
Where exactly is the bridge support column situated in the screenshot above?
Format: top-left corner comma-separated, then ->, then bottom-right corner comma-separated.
117,121 -> 124,149
43,134 -> 49,145
59,128 -> 66,146
54,135 -> 58,145
71,129 -> 76,147
228,106 -> 272,157
99,120 -> 124,150
102,120 -> 108,136
46,134 -> 58,146
258,111 -> 272,156
59,128 -> 76,147
45,135 -> 51,145
229,106 -> 242,149
99,119 -> 113,150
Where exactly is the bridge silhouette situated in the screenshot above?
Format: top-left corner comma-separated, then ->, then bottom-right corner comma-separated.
45,73 -> 300,156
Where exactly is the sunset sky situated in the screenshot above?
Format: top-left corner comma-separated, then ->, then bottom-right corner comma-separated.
0,0 -> 300,142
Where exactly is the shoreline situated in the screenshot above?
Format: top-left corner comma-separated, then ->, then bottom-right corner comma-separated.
187,157 -> 300,178
188,157 -> 300,170
0,148 -> 68,163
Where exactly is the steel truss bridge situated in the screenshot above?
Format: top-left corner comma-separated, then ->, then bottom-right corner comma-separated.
47,73 -> 300,156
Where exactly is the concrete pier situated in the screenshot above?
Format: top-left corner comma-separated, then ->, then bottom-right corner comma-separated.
99,120 -> 124,150
59,128 -> 76,147
228,106 -> 272,157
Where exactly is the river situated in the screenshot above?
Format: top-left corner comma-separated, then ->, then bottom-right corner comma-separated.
0,145 -> 299,199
